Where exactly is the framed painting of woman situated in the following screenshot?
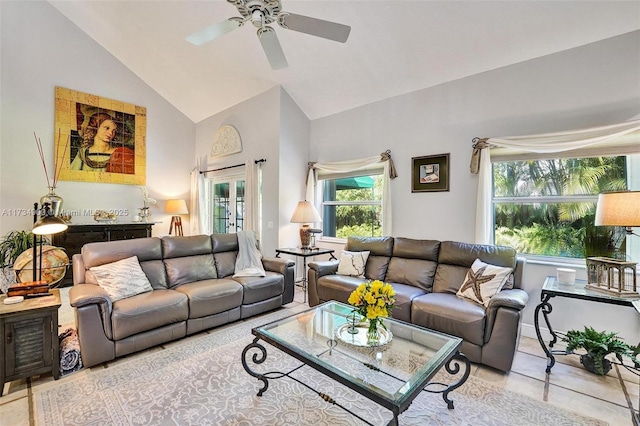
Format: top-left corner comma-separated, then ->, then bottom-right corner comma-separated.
54,87 -> 146,185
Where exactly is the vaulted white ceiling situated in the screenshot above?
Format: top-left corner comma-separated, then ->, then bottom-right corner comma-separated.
48,1 -> 640,123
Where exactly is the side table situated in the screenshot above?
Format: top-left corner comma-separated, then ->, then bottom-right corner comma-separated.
275,247 -> 336,303
534,276 -> 640,426
0,289 -> 61,395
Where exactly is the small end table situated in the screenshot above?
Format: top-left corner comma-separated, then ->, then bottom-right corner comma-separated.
0,289 -> 61,395
275,247 -> 336,303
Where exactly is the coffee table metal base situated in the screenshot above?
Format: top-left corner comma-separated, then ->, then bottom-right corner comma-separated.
241,336 -> 471,425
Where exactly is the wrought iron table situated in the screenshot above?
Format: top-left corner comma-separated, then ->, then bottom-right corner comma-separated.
275,247 -> 336,303
534,276 -> 640,425
242,301 -> 470,425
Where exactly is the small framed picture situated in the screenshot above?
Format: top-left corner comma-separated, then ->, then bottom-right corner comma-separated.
412,153 -> 450,192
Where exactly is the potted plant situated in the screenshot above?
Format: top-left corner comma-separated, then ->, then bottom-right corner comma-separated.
562,326 -> 639,375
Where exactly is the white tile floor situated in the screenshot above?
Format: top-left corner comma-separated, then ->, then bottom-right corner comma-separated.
1,287 -> 638,425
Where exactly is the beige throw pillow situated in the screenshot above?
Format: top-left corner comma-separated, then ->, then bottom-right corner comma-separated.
90,256 -> 153,302
336,250 -> 370,278
457,258 -> 512,307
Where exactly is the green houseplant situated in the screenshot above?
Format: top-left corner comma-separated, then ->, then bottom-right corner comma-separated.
562,326 -> 639,375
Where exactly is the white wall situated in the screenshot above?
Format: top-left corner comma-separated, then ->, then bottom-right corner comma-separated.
310,31 -> 640,342
0,1 -> 195,237
194,87 -> 282,255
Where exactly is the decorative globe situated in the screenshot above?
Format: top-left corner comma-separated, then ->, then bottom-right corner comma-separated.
13,245 -> 69,285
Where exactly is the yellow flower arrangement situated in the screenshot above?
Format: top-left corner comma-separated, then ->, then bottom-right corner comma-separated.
347,280 -> 396,343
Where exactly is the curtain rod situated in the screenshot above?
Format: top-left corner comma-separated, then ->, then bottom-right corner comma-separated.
200,158 -> 266,174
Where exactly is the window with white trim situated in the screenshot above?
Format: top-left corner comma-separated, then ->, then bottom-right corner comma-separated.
320,172 -> 383,238
492,154 -> 639,260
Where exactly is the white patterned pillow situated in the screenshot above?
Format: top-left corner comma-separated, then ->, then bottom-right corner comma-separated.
457,258 -> 513,307
90,256 -> 153,302
336,250 -> 370,278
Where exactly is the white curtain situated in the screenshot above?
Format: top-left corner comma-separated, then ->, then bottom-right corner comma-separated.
190,167 -> 208,236
244,160 -> 262,238
306,151 -> 398,236
473,119 -> 640,244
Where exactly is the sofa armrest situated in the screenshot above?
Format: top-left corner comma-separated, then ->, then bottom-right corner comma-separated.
262,256 -> 294,274
69,283 -> 112,311
486,288 -> 528,311
484,288 -> 529,343
308,260 -> 339,278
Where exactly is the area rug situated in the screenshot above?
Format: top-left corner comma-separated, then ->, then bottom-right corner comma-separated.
34,310 -> 606,426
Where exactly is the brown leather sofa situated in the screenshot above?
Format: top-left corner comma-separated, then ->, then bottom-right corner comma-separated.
69,234 -> 294,367
308,236 -> 528,371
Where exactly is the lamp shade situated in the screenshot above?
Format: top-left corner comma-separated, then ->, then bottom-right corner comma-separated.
595,191 -> 640,227
165,199 -> 189,215
290,201 -> 321,224
33,215 -> 68,235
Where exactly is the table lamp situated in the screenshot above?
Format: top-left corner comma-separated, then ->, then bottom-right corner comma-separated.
165,199 -> 188,236
290,201 -> 321,249
595,190 -> 640,236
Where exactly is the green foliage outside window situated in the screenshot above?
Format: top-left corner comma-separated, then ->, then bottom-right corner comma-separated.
493,156 -> 628,258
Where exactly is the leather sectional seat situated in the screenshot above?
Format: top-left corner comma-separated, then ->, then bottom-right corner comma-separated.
69,234 -> 294,367
307,236 -> 528,372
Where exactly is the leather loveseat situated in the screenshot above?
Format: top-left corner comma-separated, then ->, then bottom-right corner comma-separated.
69,234 -> 294,367
307,236 -> 528,371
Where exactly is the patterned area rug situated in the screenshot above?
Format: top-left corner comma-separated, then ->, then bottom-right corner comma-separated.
34,309 -> 607,426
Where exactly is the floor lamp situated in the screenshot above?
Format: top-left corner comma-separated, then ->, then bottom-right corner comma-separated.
31,202 -> 68,294
165,199 -> 188,236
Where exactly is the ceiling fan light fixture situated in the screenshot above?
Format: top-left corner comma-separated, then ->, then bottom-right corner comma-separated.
250,10 -> 265,28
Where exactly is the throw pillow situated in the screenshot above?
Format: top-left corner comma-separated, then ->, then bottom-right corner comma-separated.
90,256 -> 153,302
457,258 -> 513,307
336,250 -> 370,278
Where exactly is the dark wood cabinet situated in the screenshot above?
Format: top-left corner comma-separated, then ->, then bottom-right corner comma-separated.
1,289 -> 61,395
52,223 -> 155,286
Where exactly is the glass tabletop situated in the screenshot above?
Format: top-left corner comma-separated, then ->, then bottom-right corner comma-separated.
253,301 -> 462,409
275,247 -> 335,257
542,276 -> 638,306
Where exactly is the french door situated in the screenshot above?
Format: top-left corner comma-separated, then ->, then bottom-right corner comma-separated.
207,176 -> 245,234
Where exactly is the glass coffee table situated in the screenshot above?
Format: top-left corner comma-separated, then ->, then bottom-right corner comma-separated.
241,301 -> 470,425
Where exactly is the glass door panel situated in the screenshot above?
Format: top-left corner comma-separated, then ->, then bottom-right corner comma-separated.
209,178 -> 245,234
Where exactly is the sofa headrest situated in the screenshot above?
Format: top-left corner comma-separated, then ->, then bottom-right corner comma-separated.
392,237 -> 440,261
212,233 -> 239,253
438,241 -> 516,269
346,236 -> 394,256
81,237 -> 162,268
162,235 -> 212,259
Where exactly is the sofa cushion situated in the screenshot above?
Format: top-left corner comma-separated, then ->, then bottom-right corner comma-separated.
111,289 -> 189,340
385,282 -> 428,323
391,237 -> 440,261
411,292 -> 486,346
433,241 -> 517,293
82,237 -> 163,268
90,256 -> 153,302
316,275 -> 363,305
164,254 -> 217,288
215,251 -> 238,278
386,258 -> 438,291
162,235 -> 212,258
347,236 -> 393,280
174,279 -> 243,318
233,272 -> 284,305
337,250 -> 370,278
457,259 -> 513,307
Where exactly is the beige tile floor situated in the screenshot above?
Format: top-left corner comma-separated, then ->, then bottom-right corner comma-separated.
1,287 -> 638,425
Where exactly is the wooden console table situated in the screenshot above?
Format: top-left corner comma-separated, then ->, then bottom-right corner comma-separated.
51,222 -> 156,286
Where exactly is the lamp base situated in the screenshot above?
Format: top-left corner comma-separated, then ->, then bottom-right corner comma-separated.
169,216 -> 184,236
299,225 -> 311,249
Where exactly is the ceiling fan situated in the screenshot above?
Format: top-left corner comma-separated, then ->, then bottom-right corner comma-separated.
186,0 -> 351,70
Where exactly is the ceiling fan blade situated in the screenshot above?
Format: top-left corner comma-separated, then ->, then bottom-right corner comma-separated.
186,18 -> 243,46
258,27 -> 288,70
278,12 -> 351,43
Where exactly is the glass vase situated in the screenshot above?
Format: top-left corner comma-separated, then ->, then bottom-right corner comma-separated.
40,186 -> 63,217
367,318 -> 381,346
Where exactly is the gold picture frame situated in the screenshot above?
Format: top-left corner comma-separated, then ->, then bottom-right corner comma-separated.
412,153 -> 450,192
55,87 -> 146,185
